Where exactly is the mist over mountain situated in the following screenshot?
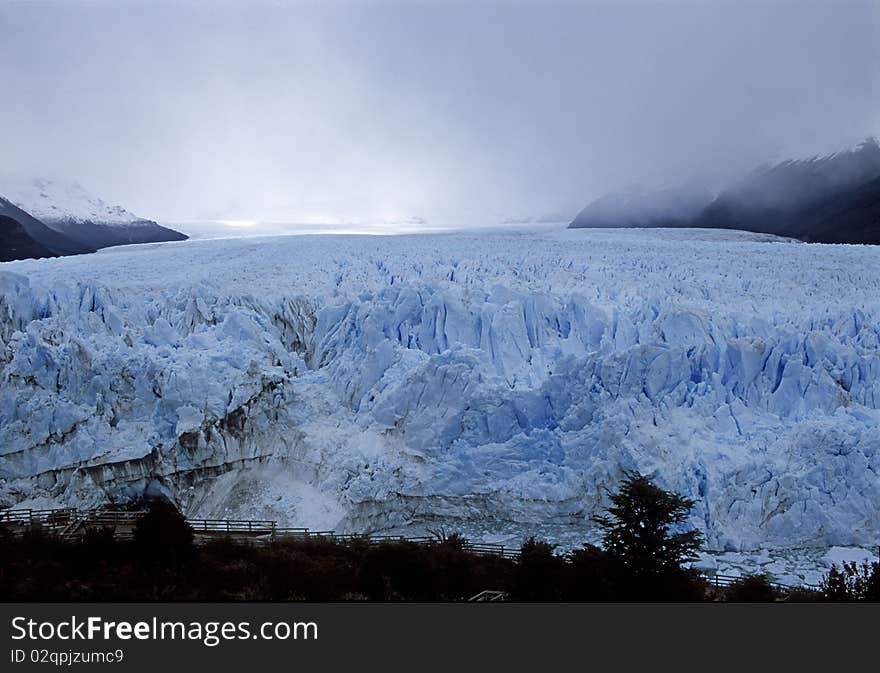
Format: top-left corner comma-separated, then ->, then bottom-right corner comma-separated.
569,181 -> 714,230
570,139 -> 880,244
693,138 -> 880,243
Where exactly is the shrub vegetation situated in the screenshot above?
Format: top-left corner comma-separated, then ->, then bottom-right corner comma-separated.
1,474 -> 860,602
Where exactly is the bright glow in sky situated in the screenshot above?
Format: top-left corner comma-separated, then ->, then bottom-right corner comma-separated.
218,220 -> 258,228
1,0 -> 876,227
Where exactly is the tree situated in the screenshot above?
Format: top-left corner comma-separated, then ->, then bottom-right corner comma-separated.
822,561 -> 880,601
822,564 -> 850,601
592,472 -> 703,579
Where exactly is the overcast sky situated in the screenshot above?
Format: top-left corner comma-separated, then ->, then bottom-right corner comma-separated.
1,0 -> 877,226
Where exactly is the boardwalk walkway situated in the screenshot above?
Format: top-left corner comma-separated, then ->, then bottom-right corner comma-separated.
0,506 -> 518,558
1,506 -> 820,592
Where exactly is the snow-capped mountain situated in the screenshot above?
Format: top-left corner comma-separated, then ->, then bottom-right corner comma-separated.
1,228 -> 878,565
4,178 -> 145,226
0,196 -> 95,259
0,178 -> 187,249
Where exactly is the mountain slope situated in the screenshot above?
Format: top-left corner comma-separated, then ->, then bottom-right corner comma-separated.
795,174 -> 880,244
0,215 -> 56,262
0,196 -> 95,257
0,178 -> 187,249
570,138 -> 880,244
570,182 -> 713,230
694,140 -> 880,243
47,217 -> 189,249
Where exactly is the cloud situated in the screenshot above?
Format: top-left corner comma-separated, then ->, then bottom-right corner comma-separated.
1,0 -> 876,226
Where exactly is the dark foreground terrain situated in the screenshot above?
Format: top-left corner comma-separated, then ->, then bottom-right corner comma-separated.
2,480 -> 876,602
2,517 -> 874,602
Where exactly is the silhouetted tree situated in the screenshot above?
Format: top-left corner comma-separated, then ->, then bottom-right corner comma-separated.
593,473 -> 703,573
822,564 -> 850,601
822,561 -> 880,601
592,473 -> 704,599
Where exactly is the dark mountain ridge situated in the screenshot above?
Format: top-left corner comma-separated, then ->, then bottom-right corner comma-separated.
570,138 -> 880,244
44,216 -> 189,250
1,179 -> 189,262
0,214 -> 56,262
0,196 -> 95,258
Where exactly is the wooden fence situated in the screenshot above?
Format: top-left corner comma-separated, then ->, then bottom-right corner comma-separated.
0,507 -> 819,590
707,573 -> 820,593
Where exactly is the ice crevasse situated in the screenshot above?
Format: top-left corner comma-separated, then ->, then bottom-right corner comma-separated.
0,228 -> 878,552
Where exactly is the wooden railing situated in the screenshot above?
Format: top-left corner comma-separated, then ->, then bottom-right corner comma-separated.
0,507 -> 517,557
79,511 -> 143,526
0,507 -> 821,591
706,573 -> 820,593
0,508 -> 78,525
187,518 -> 281,534
468,590 -> 509,602
268,530 -> 518,558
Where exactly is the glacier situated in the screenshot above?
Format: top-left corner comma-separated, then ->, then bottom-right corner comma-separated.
0,227 -> 879,571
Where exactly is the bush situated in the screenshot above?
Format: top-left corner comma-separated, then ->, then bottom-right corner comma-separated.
510,538 -> 565,601
133,501 -> 195,564
723,574 -> 779,602
0,496 -> 847,602
564,543 -> 623,600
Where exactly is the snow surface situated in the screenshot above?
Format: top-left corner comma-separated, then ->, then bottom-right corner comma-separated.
1,227 -> 879,579
0,178 -> 145,226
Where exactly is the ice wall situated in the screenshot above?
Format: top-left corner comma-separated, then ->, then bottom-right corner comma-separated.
1,229 -> 878,551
